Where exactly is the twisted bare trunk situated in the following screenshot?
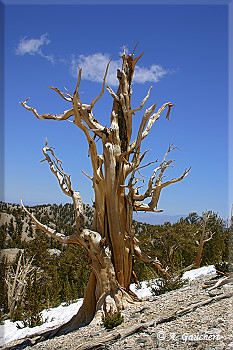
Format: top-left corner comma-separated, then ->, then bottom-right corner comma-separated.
20,44 -> 190,338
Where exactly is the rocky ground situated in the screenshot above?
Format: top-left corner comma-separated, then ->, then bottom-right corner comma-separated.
2,274 -> 233,350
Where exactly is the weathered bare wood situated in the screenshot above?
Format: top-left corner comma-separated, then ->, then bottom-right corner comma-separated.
206,276 -> 232,291
90,58 -> 112,109
134,238 -> 171,277
21,200 -> 79,244
20,98 -> 74,120
127,144 -> 190,213
129,102 -> 174,152
5,252 -> 38,320
20,45 -> 190,337
47,86 -> 73,102
131,86 -> 153,114
127,103 -> 157,174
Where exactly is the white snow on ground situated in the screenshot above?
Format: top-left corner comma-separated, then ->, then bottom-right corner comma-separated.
0,265 -> 216,346
0,299 -> 83,346
130,265 -> 217,298
130,280 -> 154,299
182,265 -> 216,280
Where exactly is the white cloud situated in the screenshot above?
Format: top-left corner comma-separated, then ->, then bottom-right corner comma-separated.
134,64 -> 168,83
71,53 -> 168,86
15,38 -> 168,85
15,34 -> 54,63
71,53 -> 120,86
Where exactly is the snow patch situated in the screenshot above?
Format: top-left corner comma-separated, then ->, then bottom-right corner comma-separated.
0,299 -> 83,346
182,265 -> 216,280
0,265 -> 216,346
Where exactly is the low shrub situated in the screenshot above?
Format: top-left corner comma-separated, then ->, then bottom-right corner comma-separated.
102,310 -> 124,329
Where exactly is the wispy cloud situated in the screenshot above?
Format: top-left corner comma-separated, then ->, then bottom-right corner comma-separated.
15,36 -> 169,85
134,64 -> 168,84
71,53 -> 120,86
71,53 -> 168,86
15,34 -> 54,63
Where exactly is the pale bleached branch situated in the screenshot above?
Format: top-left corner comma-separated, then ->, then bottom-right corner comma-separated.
131,86 -> 153,114
74,66 -> 82,105
72,69 -> 106,139
131,145 -> 175,203
143,102 -> 173,138
41,139 -> 72,197
204,232 -> 215,243
132,51 -> 145,67
160,167 -> 191,189
147,167 -> 190,211
21,199 -> 78,244
132,42 -> 139,57
134,239 -> 170,277
81,170 -> 93,181
160,144 -> 179,165
64,87 -> 73,99
47,86 -> 72,102
90,58 -> 112,109
207,276 -> 231,291
106,86 -> 119,101
72,78 -> 106,182
128,144 -> 190,212
41,140 -> 85,229
133,201 -> 163,212
5,252 -> 37,319
126,104 -> 157,176
132,160 -> 158,179
129,102 -> 174,152
20,98 -> 74,121
72,63 -> 109,138
71,107 -> 104,181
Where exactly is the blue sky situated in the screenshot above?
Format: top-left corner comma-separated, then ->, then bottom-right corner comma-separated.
2,4 -> 229,222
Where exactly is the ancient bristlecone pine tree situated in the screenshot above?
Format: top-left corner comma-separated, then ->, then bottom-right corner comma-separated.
20,46 -> 190,336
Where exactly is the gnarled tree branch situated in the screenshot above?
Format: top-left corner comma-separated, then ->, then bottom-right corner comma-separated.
72,95 -> 104,183
41,139 -> 72,197
127,145 -> 190,212
47,86 -> 73,102
129,102 -> 174,152
90,58 -> 112,109
20,199 -> 78,244
72,67 -> 107,138
134,238 -> 171,277
126,104 -> 157,175
20,98 -> 74,121
131,86 -> 153,115
41,139 -> 85,229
